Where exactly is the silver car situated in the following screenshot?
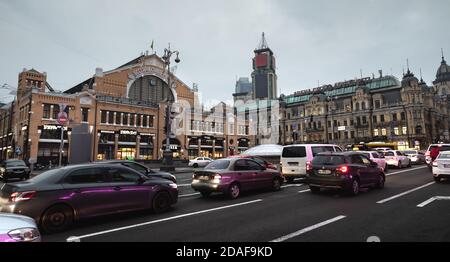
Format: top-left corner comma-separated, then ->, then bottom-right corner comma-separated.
0,213 -> 41,242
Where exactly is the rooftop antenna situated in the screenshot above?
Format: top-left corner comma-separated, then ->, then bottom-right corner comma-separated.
406,58 -> 410,73
360,69 -> 363,79
257,32 -> 269,50
442,48 -> 446,63
420,68 -> 424,82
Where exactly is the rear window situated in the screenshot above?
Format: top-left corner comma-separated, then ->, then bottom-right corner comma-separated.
312,146 -> 335,157
5,160 -> 26,167
403,151 -> 416,155
282,146 -> 306,158
438,153 -> 450,159
205,160 -> 230,170
385,151 -> 394,156
312,155 -> 346,165
429,145 -> 450,152
360,153 -> 371,159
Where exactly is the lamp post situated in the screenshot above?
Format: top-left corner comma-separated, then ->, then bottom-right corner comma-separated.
160,44 -> 180,172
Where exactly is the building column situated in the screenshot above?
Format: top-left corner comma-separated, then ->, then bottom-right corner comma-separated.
94,132 -> 100,161
136,135 -> 141,160
224,137 -> 228,157
212,139 -> 216,159
197,138 -> 201,157
114,133 -> 119,160
50,105 -> 54,119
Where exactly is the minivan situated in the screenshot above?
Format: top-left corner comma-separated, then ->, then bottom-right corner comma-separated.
280,144 -> 343,183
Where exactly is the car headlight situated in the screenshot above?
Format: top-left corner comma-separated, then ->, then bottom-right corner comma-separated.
168,183 -> 178,189
0,167 -> 5,173
8,228 -> 40,242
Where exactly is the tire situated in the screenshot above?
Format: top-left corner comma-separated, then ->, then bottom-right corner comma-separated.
193,163 -> 199,168
349,179 -> 360,196
309,186 -> 320,194
397,161 -> 402,169
407,160 -> 412,168
384,164 -> 388,173
40,204 -> 74,234
272,178 -> 282,191
434,177 -> 442,183
376,174 -> 385,189
200,191 -> 211,197
152,191 -> 172,213
228,183 -> 241,199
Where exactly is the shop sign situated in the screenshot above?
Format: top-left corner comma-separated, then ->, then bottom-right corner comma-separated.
140,133 -> 155,136
120,130 -> 137,135
43,125 -> 68,131
100,130 -> 115,134
337,126 -> 346,131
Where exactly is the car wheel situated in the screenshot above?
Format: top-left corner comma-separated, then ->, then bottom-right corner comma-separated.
376,174 -> 385,189
434,177 -> 442,183
309,186 -> 320,194
193,163 -> 198,168
40,204 -> 74,234
272,178 -> 282,191
200,191 -> 212,197
384,164 -> 388,173
228,183 -> 240,199
397,161 -> 402,169
152,191 -> 171,213
349,179 -> 360,196
407,160 -> 412,168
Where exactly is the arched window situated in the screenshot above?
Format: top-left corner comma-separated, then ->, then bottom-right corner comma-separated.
128,75 -> 174,104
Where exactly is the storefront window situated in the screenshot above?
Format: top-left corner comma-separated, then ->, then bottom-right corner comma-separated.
40,125 -> 69,140
117,146 -> 135,160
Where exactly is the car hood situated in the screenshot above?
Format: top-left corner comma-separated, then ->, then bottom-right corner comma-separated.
0,213 -> 37,234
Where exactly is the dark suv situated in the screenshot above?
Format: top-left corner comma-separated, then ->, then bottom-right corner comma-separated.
306,152 -> 385,196
0,159 -> 31,182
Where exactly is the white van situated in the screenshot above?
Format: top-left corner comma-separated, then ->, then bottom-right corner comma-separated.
281,144 -> 343,182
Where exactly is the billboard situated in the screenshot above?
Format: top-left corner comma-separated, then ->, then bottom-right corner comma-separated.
255,54 -> 268,68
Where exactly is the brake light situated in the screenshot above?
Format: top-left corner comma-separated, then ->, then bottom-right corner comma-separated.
211,174 -> 221,180
306,161 -> 312,171
9,191 -> 36,203
338,165 -> 349,174
425,151 -> 430,157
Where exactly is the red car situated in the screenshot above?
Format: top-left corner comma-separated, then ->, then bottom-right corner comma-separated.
228,155 -> 277,170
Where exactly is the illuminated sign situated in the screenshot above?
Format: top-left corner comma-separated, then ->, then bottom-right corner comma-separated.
120,130 -> 137,135
338,126 -> 346,131
100,130 -> 115,134
43,125 -> 68,131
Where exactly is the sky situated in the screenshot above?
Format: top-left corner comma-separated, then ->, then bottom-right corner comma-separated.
1,0 -> 449,106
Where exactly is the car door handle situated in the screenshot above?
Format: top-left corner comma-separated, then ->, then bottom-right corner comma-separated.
113,186 -> 122,191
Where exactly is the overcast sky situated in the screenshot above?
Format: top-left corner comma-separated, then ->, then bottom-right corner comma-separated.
1,0 -> 449,105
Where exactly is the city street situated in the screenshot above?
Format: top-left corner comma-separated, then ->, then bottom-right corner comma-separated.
39,165 -> 450,242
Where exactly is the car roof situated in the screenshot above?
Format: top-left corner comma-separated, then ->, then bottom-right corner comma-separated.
284,144 -> 339,147
316,151 -> 357,156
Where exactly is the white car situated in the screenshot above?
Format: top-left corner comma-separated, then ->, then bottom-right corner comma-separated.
384,150 -> 411,168
188,157 -> 213,168
432,151 -> 450,183
0,213 -> 41,242
357,151 -> 388,172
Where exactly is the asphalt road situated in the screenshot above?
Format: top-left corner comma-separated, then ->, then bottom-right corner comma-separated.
42,164 -> 450,242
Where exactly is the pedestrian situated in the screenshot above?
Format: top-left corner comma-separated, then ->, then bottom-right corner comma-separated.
430,146 -> 440,161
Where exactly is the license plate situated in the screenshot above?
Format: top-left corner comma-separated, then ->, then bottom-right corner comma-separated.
288,162 -> 298,166
444,164 -> 450,168
318,169 -> 331,175
198,176 -> 209,180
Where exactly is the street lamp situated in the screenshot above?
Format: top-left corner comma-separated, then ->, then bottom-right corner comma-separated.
160,44 -> 180,172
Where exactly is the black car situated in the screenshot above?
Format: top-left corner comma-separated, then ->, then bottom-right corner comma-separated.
306,152 -> 385,196
0,164 -> 178,233
0,159 -> 31,182
93,160 -> 176,183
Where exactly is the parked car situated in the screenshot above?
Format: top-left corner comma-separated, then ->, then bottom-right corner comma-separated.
191,158 -> 283,199
431,150 -> 450,183
280,144 -> 343,183
374,147 -> 392,153
0,213 -> 41,242
0,159 -> 31,183
402,150 -> 426,164
306,151 -> 385,196
93,160 -> 176,183
188,157 -> 213,168
356,151 -> 388,172
228,155 -> 277,170
425,144 -> 450,167
0,164 -> 178,233
384,150 -> 411,168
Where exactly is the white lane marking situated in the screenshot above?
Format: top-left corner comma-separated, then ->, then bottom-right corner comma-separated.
386,166 -> 427,176
67,199 -> 263,241
177,184 -> 192,187
417,196 -> 450,207
281,184 -> 304,188
298,189 -> 311,193
179,192 -> 201,198
270,215 -> 346,242
376,182 -> 435,204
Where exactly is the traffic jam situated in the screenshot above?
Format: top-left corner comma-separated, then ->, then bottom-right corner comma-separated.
0,142 -> 448,242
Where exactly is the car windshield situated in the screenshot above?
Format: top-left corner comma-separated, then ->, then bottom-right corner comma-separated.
282,146 -> 306,157
403,151 -> 417,155
312,146 -> 335,157
5,160 -> 26,167
205,160 -> 230,170
312,155 -> 346,165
